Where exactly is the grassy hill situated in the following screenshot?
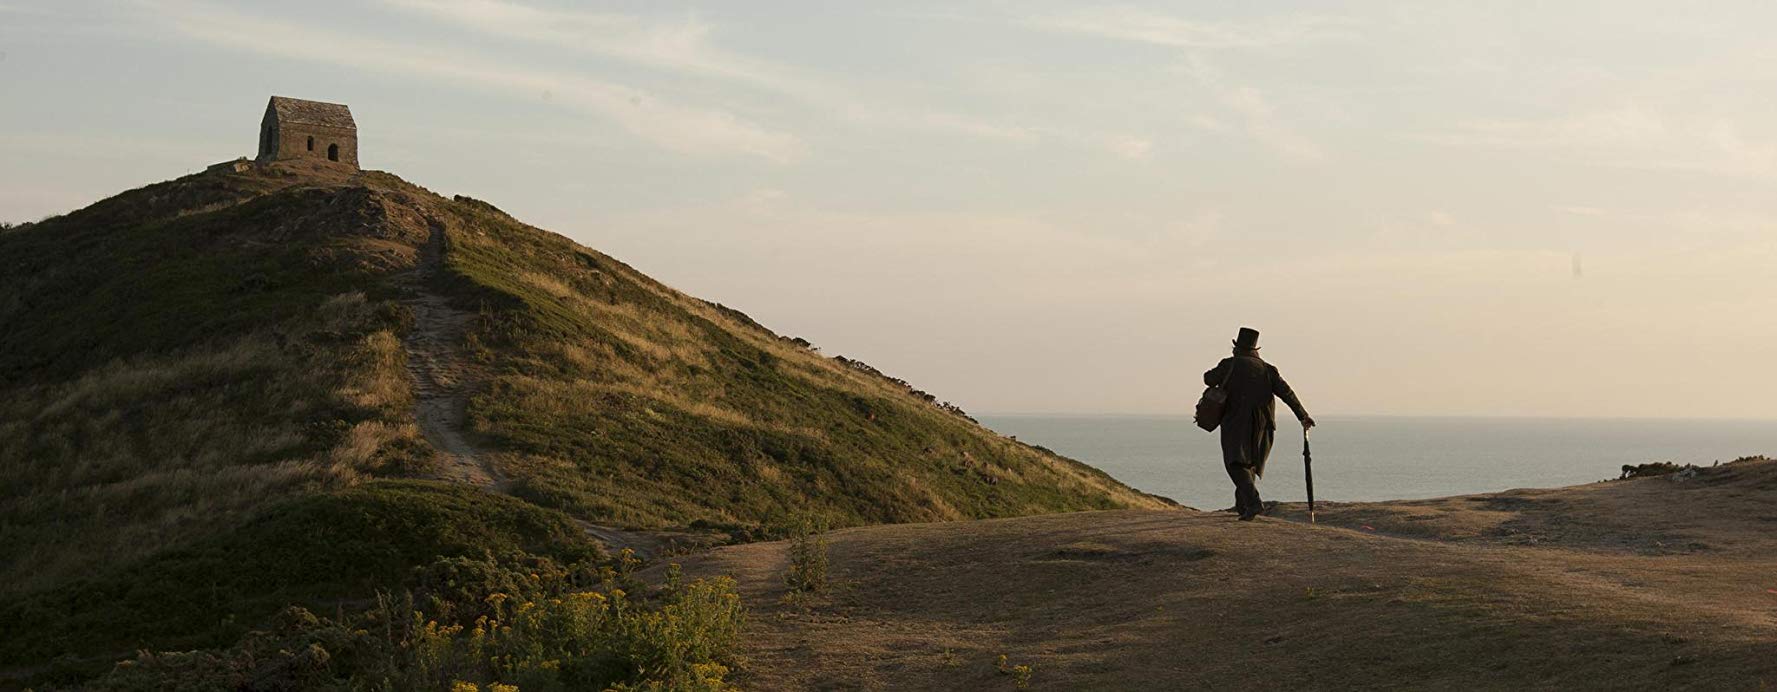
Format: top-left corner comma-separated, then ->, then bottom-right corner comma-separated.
0,159 -> 1166,680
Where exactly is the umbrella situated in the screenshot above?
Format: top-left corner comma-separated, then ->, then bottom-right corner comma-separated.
1304,429 -> 1316,523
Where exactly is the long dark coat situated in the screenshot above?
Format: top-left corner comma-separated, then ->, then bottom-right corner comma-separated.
1204,351 -> 1310,477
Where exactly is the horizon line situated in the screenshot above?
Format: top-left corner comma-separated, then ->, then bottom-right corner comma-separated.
976,411 -> 1777,423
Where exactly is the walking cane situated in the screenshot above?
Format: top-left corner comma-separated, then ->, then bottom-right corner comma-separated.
1303,428 -> 1316,523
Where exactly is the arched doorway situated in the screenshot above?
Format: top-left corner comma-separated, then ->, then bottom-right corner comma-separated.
327,143 -> 340,162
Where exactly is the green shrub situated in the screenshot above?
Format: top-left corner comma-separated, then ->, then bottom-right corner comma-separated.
1618,462 -> 1691,479
90,560 -> 744,691
0,481 -> 601,667
783,516 -> 831,597
12,503 -> 743,691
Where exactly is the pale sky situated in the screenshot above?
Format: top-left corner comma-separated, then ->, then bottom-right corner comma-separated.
4,1 -> 1774,419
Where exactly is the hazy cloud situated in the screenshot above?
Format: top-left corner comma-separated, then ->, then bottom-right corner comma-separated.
1177,57 -> 1326,162
1028,7 -> 1357,49
1414,108 -> 1776,177
141,0 -> 804,162
380,0 -> 817,96
1105,135 -> 1155,160
1422,107 -> 1666,150
1217,86 -> 1325,162
372,0 -> 1198,161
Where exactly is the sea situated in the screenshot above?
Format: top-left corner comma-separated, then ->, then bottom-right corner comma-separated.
978,415 -> 1777,511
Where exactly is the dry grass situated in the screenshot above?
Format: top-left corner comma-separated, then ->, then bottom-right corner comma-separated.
0,293 -> 422,593
512,269 -> 713,368
497,375 -> 830,441
435,192 -> 1167,532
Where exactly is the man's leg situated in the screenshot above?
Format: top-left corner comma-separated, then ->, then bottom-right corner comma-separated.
1219,426 -> 1255,516
1243,426 -> 1273,517
1224,462 -> 1259,519
1222,461 -> 1246,514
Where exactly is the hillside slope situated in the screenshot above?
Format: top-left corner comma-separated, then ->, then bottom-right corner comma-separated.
0,159 -> 1165,599
676,457 -> 1777,689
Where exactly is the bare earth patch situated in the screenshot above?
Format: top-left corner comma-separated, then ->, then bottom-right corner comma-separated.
674,458 -> 1777,689
399,217 -> 500,488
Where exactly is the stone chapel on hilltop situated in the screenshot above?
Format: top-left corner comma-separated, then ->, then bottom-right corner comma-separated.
256,96 -> 358,168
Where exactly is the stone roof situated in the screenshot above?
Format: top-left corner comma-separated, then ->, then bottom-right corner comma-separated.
267,96 -> 355,130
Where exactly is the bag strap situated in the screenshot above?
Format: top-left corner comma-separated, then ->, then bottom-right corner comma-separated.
1218,359 -> 1237,388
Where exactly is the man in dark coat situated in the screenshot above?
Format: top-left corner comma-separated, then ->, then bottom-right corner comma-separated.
1203,327 -> 1313,520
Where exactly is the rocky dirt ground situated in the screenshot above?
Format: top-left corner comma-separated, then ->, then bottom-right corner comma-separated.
400,217 -> 500,488
673,457 -> 1777,690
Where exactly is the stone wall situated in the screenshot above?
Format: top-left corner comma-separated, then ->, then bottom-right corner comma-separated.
258,117 -> 359,168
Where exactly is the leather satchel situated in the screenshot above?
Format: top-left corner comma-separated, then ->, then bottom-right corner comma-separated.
1194,361 -> 1237,432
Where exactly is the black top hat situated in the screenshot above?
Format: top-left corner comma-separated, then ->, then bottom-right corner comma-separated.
1232,327 -> 1260,350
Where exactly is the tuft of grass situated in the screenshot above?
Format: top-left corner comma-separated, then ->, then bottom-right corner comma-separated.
996,654 -> 1036,689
